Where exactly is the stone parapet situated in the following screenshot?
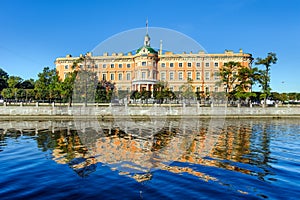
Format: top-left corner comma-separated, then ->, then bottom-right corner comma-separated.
0,106 -> 299,119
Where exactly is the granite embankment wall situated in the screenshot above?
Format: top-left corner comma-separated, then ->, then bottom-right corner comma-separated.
0,105 -> 300,119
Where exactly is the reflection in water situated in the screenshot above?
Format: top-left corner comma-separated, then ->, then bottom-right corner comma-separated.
0,119 -> 267,184
1,119 -> 299,199
0,118 -> 269,185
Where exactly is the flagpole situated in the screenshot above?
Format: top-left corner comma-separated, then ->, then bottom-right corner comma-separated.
146,18 -> 148,35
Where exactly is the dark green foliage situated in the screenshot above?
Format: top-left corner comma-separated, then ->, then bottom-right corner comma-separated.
130,90 -> 141,103
0,68 -> 9,91
95,80 -> 115,103
255,52 -> 277,104
34,67 -> 59,101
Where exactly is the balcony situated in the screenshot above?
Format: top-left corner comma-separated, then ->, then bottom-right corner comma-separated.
132,78 -> 158,85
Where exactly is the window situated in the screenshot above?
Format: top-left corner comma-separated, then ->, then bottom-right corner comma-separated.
205,71 -> 210,80
153,71 -> 156,79
214,62 -> 219,67
126,73 -> 131,80
119,64 -> 122,68
118,73 -> 122,80
95,64 -> 98,69
103,64 -> 106,68
170,63 -> 174,68
161,72 -> 166,80
196,72 -> 201,80
111,64 -> 114,68
179,63 -> 183,67
127,63 -> 131,68
102,73 -> 106,80
187,71 -> 192,80
64,65 -> 69,70
170,72 -> 174,80
142,72 -> 146,79
188,62 -> 192,67
196,62 -> 201,67
110,73 -> 114,80
161,63 -> 166,67
178,72 -> 183,80
142,61 -> 146,66
205,62 -> 210,67
80,65 -> 83,69
214,87 -> 218,92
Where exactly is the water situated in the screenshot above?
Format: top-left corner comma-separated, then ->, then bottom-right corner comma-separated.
0,119 -> 299,199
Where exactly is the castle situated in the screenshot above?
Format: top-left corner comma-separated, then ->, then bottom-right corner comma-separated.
55,27 -> 253,95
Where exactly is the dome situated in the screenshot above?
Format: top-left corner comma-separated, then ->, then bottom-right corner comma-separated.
136,46 -> 158,54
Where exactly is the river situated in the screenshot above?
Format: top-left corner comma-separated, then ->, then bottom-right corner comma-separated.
0,118 -> 299,199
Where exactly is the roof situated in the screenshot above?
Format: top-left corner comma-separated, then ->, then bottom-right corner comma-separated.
136,46 -> 158,54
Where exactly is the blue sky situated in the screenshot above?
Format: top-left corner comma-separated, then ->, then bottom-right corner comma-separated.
0,0 -> 299,92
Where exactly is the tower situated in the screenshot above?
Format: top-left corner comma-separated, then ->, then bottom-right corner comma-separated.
144,19 -> 150,47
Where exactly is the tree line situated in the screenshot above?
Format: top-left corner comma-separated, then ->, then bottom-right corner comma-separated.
0,66 -> 115,106
217,52 -> 281,105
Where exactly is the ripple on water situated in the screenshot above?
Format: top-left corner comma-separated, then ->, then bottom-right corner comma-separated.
0,119 -> 299,199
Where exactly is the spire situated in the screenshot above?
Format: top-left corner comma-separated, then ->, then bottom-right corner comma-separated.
144,18 -> 150,47
146,18 -> 148,35
160,40 -> 163,55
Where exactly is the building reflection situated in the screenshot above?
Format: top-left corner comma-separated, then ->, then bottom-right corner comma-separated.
0,119 -> 273,182
42,118 -> 258,182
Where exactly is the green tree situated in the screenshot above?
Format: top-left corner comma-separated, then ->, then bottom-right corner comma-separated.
1,88 -> 13,99
49,72 -> 61,102
234,67 -> 260,104
7,76 -> 23,88
61,72 -> 77,106
154,81 -> 169,104
288,93 -> 296,101
18,79 -> 36,101
0,68 -> 9,91
20,79 -> 35,89
255,52 -> 277,105
95,80 -> 115,103
218,61 -> 241,100
35,67 -> 59,102
130,90 -> 141,103
95,81 -> 107,103
141,90 -> 152,103
7,76 -> 23,100
271,92 -> 283,102
25,89 -> 35,101
59,56 -> 85,106
296,93 -> 300,101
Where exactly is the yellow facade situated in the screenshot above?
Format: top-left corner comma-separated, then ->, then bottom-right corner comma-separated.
55,33 -> 253,94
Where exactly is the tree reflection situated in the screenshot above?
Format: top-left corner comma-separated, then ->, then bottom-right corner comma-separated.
0,119 -> 274,183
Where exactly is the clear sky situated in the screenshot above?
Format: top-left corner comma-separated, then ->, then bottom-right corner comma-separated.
0,0 -> 299,92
